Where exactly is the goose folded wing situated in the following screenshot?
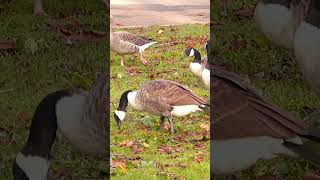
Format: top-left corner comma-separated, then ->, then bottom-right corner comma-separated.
116,31 -> 154,47
162,81 -> 207,106
213,68 -> 307,140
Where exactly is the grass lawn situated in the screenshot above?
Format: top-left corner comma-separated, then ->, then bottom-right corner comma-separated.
0,0 -> 108,179
212,0 -> 320,179
110,24 -> 210,179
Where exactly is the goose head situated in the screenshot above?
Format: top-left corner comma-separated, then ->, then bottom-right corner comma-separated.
184,48 -> 203,77
114,90 -> 135,129
12,90 -> 78,180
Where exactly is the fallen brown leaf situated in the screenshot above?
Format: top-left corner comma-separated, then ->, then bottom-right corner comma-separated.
0,40 -> 17,52
199,123 -> 210,131
303,171 -> 320,180
158,145 -> 182,154
234,7 -> 254,19
195,143 -> 206,150
119,140 -> 133,147
132,142 -> 144,154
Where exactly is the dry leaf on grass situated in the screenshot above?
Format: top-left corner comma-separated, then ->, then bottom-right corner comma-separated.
132,142 -> 144,154
0,40 -> 17,53
199,123 -> 210,131
119,140 -> 133,147
158,145 -> 182,154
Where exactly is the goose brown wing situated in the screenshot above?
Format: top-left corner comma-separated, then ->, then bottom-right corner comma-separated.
116,31 -> 154,47
212,66 -> 308,140
139,80 -> 207,108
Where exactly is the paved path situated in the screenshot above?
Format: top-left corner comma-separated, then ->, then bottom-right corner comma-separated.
110,1 -> 209,27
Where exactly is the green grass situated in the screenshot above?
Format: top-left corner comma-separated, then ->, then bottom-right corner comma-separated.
0,0 -> 107,179
110,24 -> 210,179
212,0 -> 320,179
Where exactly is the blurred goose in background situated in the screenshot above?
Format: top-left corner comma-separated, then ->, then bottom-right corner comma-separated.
110,15 -> 157,66
255,0 -> 310,49
211,64 -> 320,176
34,0 -> 110,16
184,48 -> 206,77
114,80 -> 209,133
294,0 -> 320,94
202,40 -> 210,89
13,72 -> 109,180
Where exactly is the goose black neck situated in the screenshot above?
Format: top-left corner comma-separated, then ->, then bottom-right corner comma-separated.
117,90 -> 132,112
21,90 -> 74,158
193,49 -> 201,63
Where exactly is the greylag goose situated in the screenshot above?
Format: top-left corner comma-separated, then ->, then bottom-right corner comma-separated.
114,80 -> 209,133
110,15 -> 157,66
211,64 -> 320,176
294,0 -> 320,94
255,0 -> 310,49
13,72 -> 109,180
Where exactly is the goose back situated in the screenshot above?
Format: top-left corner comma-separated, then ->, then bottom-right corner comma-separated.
136,80 -> 207,116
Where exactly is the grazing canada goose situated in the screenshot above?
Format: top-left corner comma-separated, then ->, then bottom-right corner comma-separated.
211,65 -> 320,176
110,15 -> 157,66
294,0 -> 320,94
114,80 -> 209,133
13,72 -> 109,180
255,0 -> 310,49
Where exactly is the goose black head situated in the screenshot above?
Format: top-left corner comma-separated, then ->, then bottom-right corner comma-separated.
13,90 -> 74,180
114,90 -> 132,129
184,48 -> 201,63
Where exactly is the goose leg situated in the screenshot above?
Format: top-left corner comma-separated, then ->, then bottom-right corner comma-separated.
159,116 -> 165,130
120,55 -> 125,66
168,116 -> 175,134
139,53 -> 147,65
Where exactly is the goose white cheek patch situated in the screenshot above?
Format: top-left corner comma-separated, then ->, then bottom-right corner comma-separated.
189,48 -> 195,56
16,153 -> 49,180
115,110 -> 126,121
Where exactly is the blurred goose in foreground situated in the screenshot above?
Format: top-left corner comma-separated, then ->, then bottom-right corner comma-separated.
13,72 -> 109,180
110,15 -> 157,66
211,65 -> 320,176
294,0 -> 320,94
114,80 -> 209,133
255,0 -> 310,49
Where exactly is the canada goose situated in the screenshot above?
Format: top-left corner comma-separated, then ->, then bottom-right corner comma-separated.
13,72 -> 109,179
114,80 -> 209,133
110,15 -> 157,66
34,0 -> 109,16
211,65 -> 320,176
294,0 -> 320,94
255,0 -> 310,49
